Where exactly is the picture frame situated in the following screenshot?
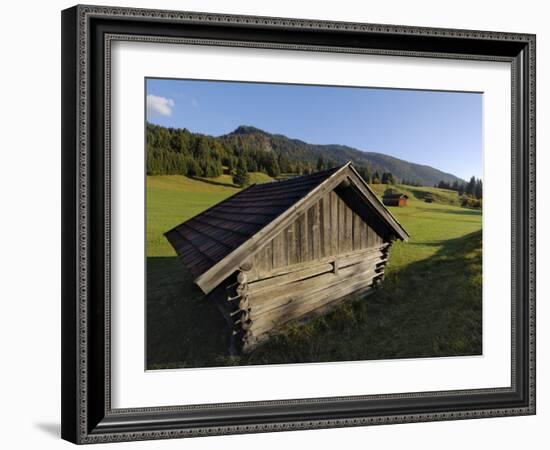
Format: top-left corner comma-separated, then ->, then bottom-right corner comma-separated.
61,4 -> 536,444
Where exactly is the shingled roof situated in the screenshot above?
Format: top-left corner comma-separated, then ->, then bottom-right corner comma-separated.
165,162 -> 408,293
164,167 -> 341,280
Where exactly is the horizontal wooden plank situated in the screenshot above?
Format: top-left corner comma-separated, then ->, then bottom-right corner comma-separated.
247,262 -> 333,295
250,267 -> 377,321
246,243 -> 389,282
248,284 -> 375,349
247,252 -> 386,301
250,262 -> 379,317
250,273 -> 377,336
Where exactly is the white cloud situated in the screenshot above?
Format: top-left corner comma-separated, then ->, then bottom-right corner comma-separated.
147,95 -> 175,117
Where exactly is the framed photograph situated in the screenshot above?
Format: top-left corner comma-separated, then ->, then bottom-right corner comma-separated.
61,4 -> 536,444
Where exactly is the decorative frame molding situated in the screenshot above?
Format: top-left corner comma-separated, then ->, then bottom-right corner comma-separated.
61,4 -> 536,444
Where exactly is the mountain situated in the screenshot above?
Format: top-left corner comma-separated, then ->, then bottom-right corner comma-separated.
220,126 -> 464,186
146,123 -> 464,186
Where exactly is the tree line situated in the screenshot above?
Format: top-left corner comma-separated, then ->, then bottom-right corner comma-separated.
315,155 -> 397,185
147,123 -> 326,179
148,124 -> 482,198
436,176 -> 483,199
146,123 -> 397,187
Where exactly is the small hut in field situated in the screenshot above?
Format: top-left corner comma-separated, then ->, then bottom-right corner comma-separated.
165,162 -> 409,353
382,190 -> 409,207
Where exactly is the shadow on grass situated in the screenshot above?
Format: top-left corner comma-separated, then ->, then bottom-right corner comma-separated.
146,257 -> 230,369
406,188 -> 454,203
192,177 -> 237,188
415,206 -> 482,216
147,230 -> 482,369
407,188 -> 432,200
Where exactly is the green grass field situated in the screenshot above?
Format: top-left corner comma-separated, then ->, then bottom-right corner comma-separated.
147,173 -> 274,257
146,176 -> 482,369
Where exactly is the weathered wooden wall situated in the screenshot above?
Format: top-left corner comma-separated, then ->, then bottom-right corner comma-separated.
243,245 -> 389,349
224,242 -> 391,353
250,190 -> 384,278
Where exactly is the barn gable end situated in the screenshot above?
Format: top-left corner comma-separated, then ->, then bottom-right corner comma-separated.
165,162 -> 409,353
249,189 -> 385,278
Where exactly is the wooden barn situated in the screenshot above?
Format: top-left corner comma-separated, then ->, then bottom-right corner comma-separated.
165,162 -> 409,353
382,191 -> 409,207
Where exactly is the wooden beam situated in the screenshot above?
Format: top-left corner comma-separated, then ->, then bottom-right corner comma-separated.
239,260 -> 253,272
247,262 -> 333,294
330,191 -> 339,257
346,166 -> 409,241
250,274 -> 378,336
249,262 -> 379,317
246,244 -> 389,282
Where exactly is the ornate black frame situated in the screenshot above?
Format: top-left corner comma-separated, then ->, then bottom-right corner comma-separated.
61,4 -> 536,444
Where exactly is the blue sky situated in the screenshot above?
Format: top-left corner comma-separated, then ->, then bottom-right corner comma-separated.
146,78 -> 483,180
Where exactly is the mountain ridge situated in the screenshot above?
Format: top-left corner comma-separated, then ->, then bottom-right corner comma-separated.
146,122 -> 465,186
220,125 -> 464,185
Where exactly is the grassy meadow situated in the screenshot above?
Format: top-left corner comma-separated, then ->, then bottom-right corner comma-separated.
146,175 -> 482,369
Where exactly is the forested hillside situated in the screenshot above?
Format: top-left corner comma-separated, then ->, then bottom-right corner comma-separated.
146,123 -> 465,186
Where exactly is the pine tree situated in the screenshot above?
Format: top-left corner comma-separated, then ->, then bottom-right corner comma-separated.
186,159 -> 200,177
266,153 -> 281,177
316,155 -> 326,172
226,156 -> 235,173
382,172 -> 395,184
278,154 -> 291,173
248,159 -> 258,172
356,165 -> 371,183
195,136 -> 210,159
364,166 -> 371,184
466,176 -> 477,197
233,158 -> 250,187
474,178 -> 483,199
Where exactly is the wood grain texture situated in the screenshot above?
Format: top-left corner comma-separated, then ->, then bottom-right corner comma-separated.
249,272 -> 378,337
249,259 -> 380,317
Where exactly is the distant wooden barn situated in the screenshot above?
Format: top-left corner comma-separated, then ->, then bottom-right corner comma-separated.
382,191 -> 409,207
165,162 -> 409,353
